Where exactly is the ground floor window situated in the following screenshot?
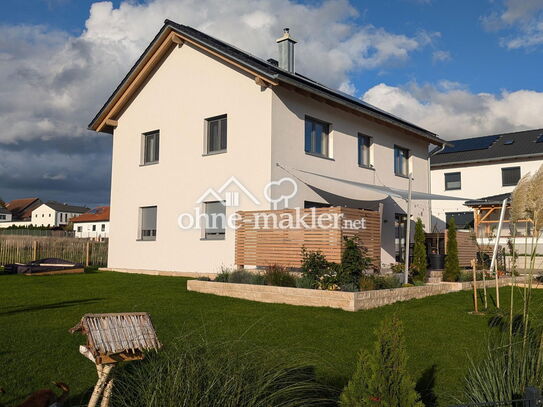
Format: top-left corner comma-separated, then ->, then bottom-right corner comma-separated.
394,213 -> 407,262
204,201 -> 226,240
445,211 -> 474,229
139,206 -> 157,241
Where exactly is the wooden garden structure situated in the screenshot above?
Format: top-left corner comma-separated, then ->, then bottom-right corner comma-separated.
235,206 -> 381,268
425,229 -> 479,268
70,312 -> 161,407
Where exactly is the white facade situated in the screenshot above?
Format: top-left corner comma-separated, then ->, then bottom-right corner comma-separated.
74,221 -> 110,239
430,156 -> 543,230
31,204 -> 86,227
97,29 -> 441,275
0,211 -> 12,222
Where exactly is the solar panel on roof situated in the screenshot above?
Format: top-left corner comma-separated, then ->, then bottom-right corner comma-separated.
537,134 -> 543,143
440,135 -> 500,154
503,140 -> 514,145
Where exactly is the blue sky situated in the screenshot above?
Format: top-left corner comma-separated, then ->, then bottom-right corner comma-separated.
0,0 -> 542,205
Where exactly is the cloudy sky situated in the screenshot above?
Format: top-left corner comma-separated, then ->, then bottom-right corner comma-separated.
0,0 -> 542,206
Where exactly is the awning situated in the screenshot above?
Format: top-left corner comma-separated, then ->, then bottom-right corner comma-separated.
287,166 -> 472,201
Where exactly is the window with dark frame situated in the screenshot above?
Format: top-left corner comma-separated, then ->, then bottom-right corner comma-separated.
502,167 -> 521,186
139,206 -> 157,241
304,117 -> 330,157
444,172 -> 461,190
394,146 -> 409,176
77,226 -> 82,232
92,225 -> 96,232
204,201 -> 226,240
101,224 -> 106,232
206,115 -> 227,154
358,134 -> 372,167
142,131 -> 160,165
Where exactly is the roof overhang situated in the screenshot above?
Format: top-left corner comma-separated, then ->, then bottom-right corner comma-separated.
88,21 -> 445,146
431,152 -> 543,169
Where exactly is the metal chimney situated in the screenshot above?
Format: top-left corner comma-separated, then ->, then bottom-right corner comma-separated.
276,28 -> 296,73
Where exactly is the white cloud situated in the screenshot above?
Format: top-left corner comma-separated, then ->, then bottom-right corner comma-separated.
482,0 -> 543,49
362,82 -> 543,140
432,50 -> 451,63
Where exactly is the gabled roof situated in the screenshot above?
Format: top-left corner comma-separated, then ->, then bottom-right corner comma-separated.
6,197 -> 41,220
431,129 -> 543,167
43,201 -> 89,213
71,206 -> 110,223
464,193 -> 511,207
89,20 -> 445,146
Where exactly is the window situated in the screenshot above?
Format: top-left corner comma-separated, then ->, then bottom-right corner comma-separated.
142,131 -> 160,165
358,134 -> 372,167
92,225 -> 96,232
101,224 -> 106,232
445,212 -> 474,229
0,215 -> 5,220
444,172 -> 461,190
304,201 -> 331,209
205,115 -> 227,154
304,117 -> 330,157
77,226 -> 82,232
394,146 -> 409,176
204,201 -> 226,240
502,167 -> 520,186
394,214 -> 407,262
139,206 -> 157,241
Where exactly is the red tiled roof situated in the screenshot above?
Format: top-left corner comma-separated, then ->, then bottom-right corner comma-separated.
70,206 -> 110,223
6,198 -> 41,220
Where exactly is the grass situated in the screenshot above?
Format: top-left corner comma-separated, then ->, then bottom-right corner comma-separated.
0,271 -> 541,406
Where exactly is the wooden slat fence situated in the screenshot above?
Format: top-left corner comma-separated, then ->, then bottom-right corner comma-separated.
235,207 -> 381,268
0,236 -> 108,266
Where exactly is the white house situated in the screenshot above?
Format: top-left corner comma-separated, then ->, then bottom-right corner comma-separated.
0,197 -> 41,228
0,207 -> 12,222
430,129 -> 543,252
31,202 -> 89,227
71,206 -> 110,239
89,21 -> 446,274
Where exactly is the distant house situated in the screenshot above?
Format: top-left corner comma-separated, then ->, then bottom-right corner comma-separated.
430,128 -> 543,254
31,202 -> 89,227
71,206 -> 110,239
0,207 -> 12,222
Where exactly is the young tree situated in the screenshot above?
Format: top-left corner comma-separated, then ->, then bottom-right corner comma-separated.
341,237 -> 372,286
443,217 -> 460,282
340,316 -> 423,407
412,218 -> 427,282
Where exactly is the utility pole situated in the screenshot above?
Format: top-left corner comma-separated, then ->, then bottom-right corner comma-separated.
404,172 -> 413,285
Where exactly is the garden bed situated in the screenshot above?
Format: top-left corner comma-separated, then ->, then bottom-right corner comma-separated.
187,276 -> 527,311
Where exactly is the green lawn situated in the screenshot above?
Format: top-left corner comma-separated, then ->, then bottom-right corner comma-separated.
0,271 -> 540,406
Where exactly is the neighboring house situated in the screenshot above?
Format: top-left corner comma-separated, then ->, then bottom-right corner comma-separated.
0,207 -> 12,222
71,206 -> 110,239
430,129 -> 543,249
0,197 -> 42,228
31,202 -> 89,227
89,21 -> 446,274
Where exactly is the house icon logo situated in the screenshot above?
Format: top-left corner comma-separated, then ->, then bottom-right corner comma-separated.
195,176 -> 261,207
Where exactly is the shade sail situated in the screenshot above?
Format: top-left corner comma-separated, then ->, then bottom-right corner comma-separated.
283,166 -> 471,201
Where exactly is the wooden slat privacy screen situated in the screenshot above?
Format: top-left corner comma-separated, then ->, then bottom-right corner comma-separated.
235,207 -> 381,268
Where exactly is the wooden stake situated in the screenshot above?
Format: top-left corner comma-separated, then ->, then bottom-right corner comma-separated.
85,241 -> 90,267
472,259 -> 478,313
88,364 -> 113,407
100,379 -> 114,407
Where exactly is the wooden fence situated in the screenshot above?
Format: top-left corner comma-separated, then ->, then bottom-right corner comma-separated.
426,230 -> 479,268
0,236 -> 108,266
235,207 -> 381,268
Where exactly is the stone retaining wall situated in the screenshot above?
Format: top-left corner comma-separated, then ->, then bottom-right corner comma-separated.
187,276 -> 530,312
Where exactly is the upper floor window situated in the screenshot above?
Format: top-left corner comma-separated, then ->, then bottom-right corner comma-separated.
204,201 -> 225,240
358,134 -> 372,167
139,206 -> 157,241
394,146 -> 409,177
502,166 -> 520,186
142,131 -> 160,165
206,115 -> 227,154
304,117 -> 330,157
444,172 -> 461,190
77,226 -> 82,232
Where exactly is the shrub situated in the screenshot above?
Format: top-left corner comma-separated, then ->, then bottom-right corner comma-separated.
197,276 -> 211,281
340,316 -> 423,407
300,248 -> 329,280
359,275 -> 375,291
251,273 -> 267,285
411,218 -> 427,282
390,263 -> 405,274
443,217 -> 460,282
228,269 -> 256,284
341,237 -> 372,286
296,275 -> 316,289
214,269 -> 230,282
373,275 -> 401,290
264,265 -> 297,287
111,338 -> 336,407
